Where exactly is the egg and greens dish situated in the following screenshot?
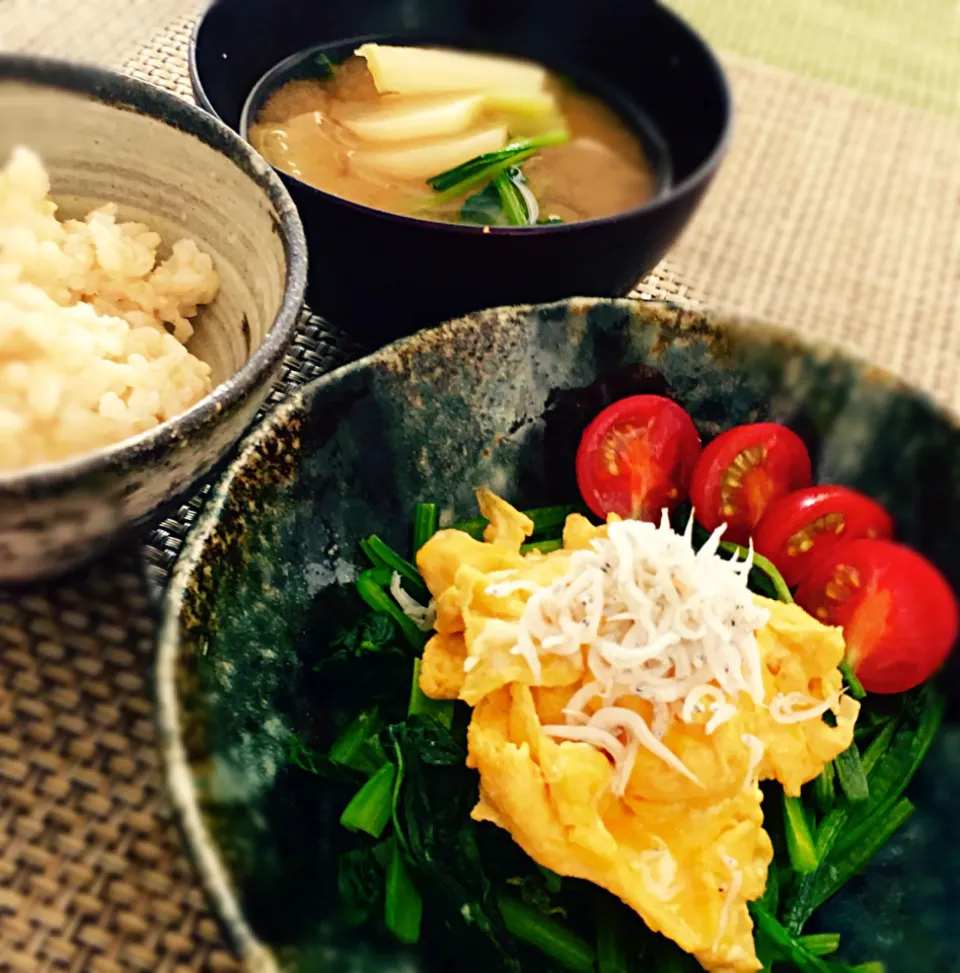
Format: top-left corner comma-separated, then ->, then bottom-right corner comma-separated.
415,490 -> 857,973
291,404 -> 953,973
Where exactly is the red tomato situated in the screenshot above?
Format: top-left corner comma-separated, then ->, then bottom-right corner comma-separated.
690,423 -> 812,545
796,539 -> 959,694
575,395 -> 702,521
753,485 -> 894,587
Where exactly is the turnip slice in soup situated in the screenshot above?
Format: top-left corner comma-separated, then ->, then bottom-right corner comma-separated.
338,93 -> 486,143
355,44 -> 547,97
352,125 -> 508,180
484,90 -> 558,117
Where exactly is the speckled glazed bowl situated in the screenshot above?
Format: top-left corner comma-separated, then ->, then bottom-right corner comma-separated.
157,299 -> 960,973
0,56 -> 307,583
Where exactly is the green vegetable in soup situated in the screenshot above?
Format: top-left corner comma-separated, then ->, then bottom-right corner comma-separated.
427,131 -> 569,201
312,52 -> 334,78
493,169 -> 531,226
461,181 -> 506,226
460,166 -> 541,227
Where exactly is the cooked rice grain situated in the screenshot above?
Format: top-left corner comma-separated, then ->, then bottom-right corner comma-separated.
0,147 -> 218,472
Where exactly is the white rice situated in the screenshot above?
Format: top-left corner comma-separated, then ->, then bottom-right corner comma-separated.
0,146 -> 219,472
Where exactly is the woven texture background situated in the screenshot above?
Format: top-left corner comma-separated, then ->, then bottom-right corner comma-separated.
1,1 -> 958,971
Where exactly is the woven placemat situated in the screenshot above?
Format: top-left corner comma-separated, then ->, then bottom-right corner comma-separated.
2,2 -> 958,970
0,14 -> 703,973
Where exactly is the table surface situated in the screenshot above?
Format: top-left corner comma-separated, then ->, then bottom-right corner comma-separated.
1,1 -> 958,971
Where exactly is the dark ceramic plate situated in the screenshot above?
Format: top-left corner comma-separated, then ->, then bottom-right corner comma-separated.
156,299 -> 960,973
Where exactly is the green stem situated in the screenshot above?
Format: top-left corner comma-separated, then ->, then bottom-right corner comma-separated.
363,535 -> 429,602
594,897 -> 630,973
720,541 -> 794,602
427,131 -> 568,196
839,660 -> 866,699
492,170 -> 529,226
449,504 -> 578,541
832,692 -> 942,858
388,730 -> 408,852
497,897 -> 596,972
359,537 -> 387,568
356,571 -> 426,652
834,742 -> 870,803
520,537 -> 564,555
750,904 -> 831,973
861,718 -> 898,774
413,502 -> 439,552
799,933 -> 841,957
329,707 -> 385,776
428,150 -> 537,204
814,762 -> 836,813
385,839 -> 423,945
759,862 -> 779,914
810,798 -> 915,911
782,806 -> 847,934
786,721 -> 898,934
784,793 -> 819,873
339,763 -> 396,838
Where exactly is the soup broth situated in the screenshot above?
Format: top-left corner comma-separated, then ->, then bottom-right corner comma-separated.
249,46 -> 661,226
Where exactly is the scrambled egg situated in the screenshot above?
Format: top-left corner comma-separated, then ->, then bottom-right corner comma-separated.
417,491 -> 859,973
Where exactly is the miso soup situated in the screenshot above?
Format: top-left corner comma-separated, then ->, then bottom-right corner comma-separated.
249,44 -> 662,227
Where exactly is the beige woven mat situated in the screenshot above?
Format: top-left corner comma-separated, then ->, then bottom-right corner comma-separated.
1,2 -> 959,972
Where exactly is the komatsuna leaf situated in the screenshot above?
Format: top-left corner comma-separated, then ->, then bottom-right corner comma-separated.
460,181 -> 503,225
383,716 -> 523,972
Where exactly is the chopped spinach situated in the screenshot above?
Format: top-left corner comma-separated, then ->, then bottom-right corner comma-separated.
384,716 -> 524,971
314,612 -> 408,699
338,844 -> 386,926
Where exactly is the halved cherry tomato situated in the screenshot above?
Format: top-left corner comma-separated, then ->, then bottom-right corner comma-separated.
796,539 -> 959,694
575,395 -> 702,521
690,423 -> 812,545
753,485 -> 894,587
